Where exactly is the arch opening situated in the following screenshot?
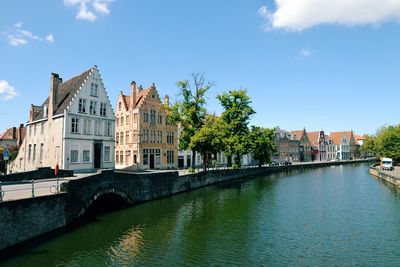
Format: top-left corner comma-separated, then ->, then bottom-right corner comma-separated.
84,192 -> 130,217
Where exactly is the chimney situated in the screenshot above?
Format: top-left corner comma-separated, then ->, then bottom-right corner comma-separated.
130,81 -> 136,109
164,95 -> 170,107
48,73 -> 62,118
151,83 -> 156,89
12,127 -> 17,139
138,85 -> 143,93
18,124 -> 23,147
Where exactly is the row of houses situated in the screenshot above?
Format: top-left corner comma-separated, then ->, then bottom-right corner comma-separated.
273,127 -> 365,163
1,66 -> 369,174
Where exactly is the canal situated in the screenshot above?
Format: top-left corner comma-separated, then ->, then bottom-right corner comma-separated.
3,163 -> 400,266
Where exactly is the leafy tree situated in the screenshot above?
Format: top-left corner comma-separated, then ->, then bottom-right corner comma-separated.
189,115 -> 226,171
247,126 -> 276,167
217,89 -> 255,167
168,73 -> 214,167
361,135 -> 376,155
374,125 -> 400,162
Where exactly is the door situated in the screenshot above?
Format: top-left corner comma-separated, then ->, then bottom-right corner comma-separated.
94,142 -> 102,169
150,154 -> 155,169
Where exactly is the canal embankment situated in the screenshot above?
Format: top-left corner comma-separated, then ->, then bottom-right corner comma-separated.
0,159 -> 373,255
370,165 -> 400,186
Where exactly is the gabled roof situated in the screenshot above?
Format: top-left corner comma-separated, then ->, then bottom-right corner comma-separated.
0,128 -> 14,140
330,132 -> 346,145
291,130 -> 304,141
307,131 -> 321,147
31,68 -> 92,121
119,85 -> 161,111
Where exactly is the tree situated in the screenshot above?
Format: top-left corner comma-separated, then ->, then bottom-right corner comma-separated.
168,73 -> 214,167
247,126 -> 276,167
217,89 -> 255,168
374,125 -> 400,162
189,115 -> 226,171
361,135 -> 376,156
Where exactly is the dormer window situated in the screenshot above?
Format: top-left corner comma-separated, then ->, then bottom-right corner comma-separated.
90,83 -> 98,97
43,105 -> 48,118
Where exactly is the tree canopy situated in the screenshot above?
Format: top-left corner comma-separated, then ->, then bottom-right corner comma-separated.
247,126 -> 276,167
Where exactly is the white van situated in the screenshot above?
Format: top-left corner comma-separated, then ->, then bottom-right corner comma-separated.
381,158 -> 394,171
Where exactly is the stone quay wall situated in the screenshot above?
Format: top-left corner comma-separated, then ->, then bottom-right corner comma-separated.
0,159 -> 372,252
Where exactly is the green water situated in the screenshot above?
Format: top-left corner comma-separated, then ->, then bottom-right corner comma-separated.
3,164 -> 400,266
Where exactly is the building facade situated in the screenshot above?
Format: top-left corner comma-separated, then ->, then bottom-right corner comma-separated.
292,129 -> 312,162
11,66 -> 115,172
307,131 -> 327,161
325,135 -> 336,161
345,131 -> 360,159
115,82 -> 178,170
273,128 -> 300,163
0,124 -> 25,150
329,132 -> 350,160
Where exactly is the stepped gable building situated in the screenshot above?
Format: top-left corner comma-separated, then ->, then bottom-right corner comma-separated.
307,131 -> 327,161
291,129 -> 312,162
11,66 -> 115,172
329,132 -> 350,160
115,81 -> 178,170
325,135 -> 335,161
344,131 -> 360,159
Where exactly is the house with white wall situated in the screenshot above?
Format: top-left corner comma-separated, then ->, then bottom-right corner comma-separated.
329,132 -> 350,160
11,66 -> 115,173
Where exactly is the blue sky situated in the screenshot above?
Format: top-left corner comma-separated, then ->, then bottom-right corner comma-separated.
1,0 -> 400,135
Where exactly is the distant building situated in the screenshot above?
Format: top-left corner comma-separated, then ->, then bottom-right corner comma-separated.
0,124 -> 25,150
345,131 -> 360,159
11,66 -> 115,173
325,135 -> 335,161
329,132 -> 350,160
115,82 -> 178,170
292,129 -> 312,162
273,128 -> 300,163
307,131 -> 327,161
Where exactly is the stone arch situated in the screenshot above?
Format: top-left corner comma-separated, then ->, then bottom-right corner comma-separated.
79,187 -> 132,217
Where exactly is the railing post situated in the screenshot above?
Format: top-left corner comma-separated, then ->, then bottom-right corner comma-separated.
56,177 -> 59,193
31,179 -> 35,198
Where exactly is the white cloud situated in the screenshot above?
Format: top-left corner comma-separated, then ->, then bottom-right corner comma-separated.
64,0 -> 113,21
3,22 -> 55,46
258,0 -> 400,31
0,81 -> 19,100
300,47 -> 312,58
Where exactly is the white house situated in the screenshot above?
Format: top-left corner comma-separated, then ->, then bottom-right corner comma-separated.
329,132 -> 350,160
11,66 -> 115,173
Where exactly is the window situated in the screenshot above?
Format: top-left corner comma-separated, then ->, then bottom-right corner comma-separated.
90,83 -> 98,97
71,118 -> 79,133
143,112 -> 149,122
104,146 -> 111,162
33,144 -> 36,161
94,121 -> 102,135
150,110 -> 156,124
120,132 -> 124,145
71,150 -> 79,163
40,144 -> 44,161
156,149 -> 161,164
167,150 -> 174,164
121,116 -> 124,126
29,125 -> 31,136
126,115 -> 129,125
28,144 -> 32,160
41,123 -> 45,134
150,130 -> 155,143
120,151 -> 124,164
116,117 -> 119,127
167,132 -> 174,144
158,131 -> 162,143
134,113 -> 137,123
105,122 -> 112,136
116,133 -> 119,144
79,98 -> 87,113
100,103 -> 107,116
84,119 -> 91,135
83,150 -> 90,162
116,151 -> 119,163
158,115 -> 163,124
126,131 -> 129,144
143,129 -> 148,143
143,149 -> 149,165
90,101 -> 97,115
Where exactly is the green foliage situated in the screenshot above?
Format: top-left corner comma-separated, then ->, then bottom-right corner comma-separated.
361,135 -> 376,154
217,89 -> 255,167
189,115 -> 226,164
247,126 -> 276,167
167,73 -> 214,151
374,125 -> 400,162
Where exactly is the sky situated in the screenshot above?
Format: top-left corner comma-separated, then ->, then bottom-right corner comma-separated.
1,0 -> 400,135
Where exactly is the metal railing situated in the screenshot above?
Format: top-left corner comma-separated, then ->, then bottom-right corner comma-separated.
0,178 -> 68,202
